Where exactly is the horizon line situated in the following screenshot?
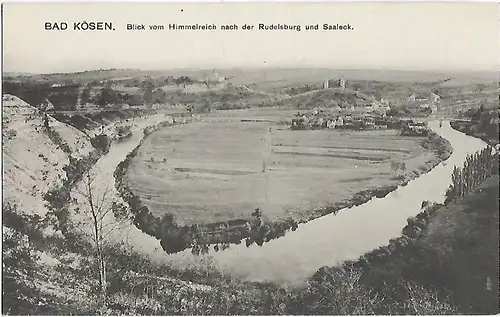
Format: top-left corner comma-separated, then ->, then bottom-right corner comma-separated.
4,66 -> 499,77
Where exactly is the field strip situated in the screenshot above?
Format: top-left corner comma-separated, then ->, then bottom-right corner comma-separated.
273,151 -> 389,161
272,143 -> 412,154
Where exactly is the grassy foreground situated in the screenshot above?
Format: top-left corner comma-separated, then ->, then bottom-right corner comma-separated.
3,168 -> 498,315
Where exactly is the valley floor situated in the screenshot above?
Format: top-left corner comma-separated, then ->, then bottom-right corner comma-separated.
127,120 -> 447,226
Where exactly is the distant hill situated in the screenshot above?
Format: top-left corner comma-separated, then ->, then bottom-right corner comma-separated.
5,68 -> 497,87
3,72 -> 35,77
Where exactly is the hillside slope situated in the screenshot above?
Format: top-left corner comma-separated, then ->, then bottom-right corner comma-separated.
421,175 -> 499,313
2,94 -> 93,216
2,94 -> 228,315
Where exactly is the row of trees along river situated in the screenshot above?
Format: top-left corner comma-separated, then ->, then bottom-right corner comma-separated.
445,146 -> 496,204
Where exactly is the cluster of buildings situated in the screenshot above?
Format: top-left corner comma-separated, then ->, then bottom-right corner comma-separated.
203,70 -> 227,88
400,120 -> 429,136
324,101 -> 392,113
405,92 -> 441,115
291,107 -> 430,136
291,108 -> 391,131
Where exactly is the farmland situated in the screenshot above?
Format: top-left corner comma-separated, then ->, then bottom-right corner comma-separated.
126,116 -> 440,226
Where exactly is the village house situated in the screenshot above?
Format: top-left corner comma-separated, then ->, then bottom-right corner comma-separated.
430,92 -> 441,103
402,124 -> 429,136
419,103 -> 438,114
405,92 -> 441,116
408,94 -> 424,103
291,107 -> 397,131
363,102 -> 382,110
407,92 -> 441,106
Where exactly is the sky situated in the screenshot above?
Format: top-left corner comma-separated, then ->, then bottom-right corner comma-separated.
2,2 -> 499,74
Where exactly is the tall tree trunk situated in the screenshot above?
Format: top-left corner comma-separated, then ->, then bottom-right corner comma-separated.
97,245 -> 107,295
101,256 -> 107,294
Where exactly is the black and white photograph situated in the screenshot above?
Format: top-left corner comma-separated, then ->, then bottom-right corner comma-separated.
1,2 -> 499,315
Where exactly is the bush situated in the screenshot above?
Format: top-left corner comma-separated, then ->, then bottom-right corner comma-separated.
1,203 -> 56,315
90,134 -> 111,154
2,226 -> 48,315
45,126 -> 72,155
3,128 -> 17,141
400,282 -> 456,315
288,264 -> 382,315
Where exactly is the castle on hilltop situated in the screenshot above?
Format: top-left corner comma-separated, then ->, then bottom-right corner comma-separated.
323,77 -> 346,90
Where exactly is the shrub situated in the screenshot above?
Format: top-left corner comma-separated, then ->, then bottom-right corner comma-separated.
3,128 -> 17,141
2,226 -> 47,315
45,126 -> 72,155
90,134 -> 111,154
288,264 -> 383,315
1,203 -> 57,315
400,282 -> 456,315
115,125 -> 132,137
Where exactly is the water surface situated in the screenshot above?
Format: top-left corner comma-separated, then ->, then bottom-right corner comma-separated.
165,121 -> 487,285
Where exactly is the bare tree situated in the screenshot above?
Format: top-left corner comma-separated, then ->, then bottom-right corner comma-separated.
403,282 -> 456,314
301,264 -> 385,315
72,172 -> 129,295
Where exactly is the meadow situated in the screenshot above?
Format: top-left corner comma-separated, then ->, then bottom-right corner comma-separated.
126,116 -> 437,226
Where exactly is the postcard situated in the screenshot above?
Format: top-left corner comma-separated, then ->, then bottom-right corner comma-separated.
2,2 -> 498,315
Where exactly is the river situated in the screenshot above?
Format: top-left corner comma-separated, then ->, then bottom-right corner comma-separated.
162,120 -> 488,285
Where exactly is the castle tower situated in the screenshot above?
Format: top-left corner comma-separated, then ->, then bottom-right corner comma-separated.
339,78 -> 346,90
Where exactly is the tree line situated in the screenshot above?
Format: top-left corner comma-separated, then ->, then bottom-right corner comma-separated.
3,81 -> 79,110
445,146 -> 495,204
454,105 -> 498,145
2,77 -> 193,111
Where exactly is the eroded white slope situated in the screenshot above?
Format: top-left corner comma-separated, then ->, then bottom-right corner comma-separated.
2,94 -> 93,216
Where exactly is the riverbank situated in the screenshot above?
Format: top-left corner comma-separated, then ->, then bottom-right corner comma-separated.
297,123 -> 498,314
115,121 -> 453,254
450,119 -> 498,147
66,114 -> 179,248
301,129 -> 452,222
88,120 -> 486,288
309,173 -> 499,315
156,121 -> 485,286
